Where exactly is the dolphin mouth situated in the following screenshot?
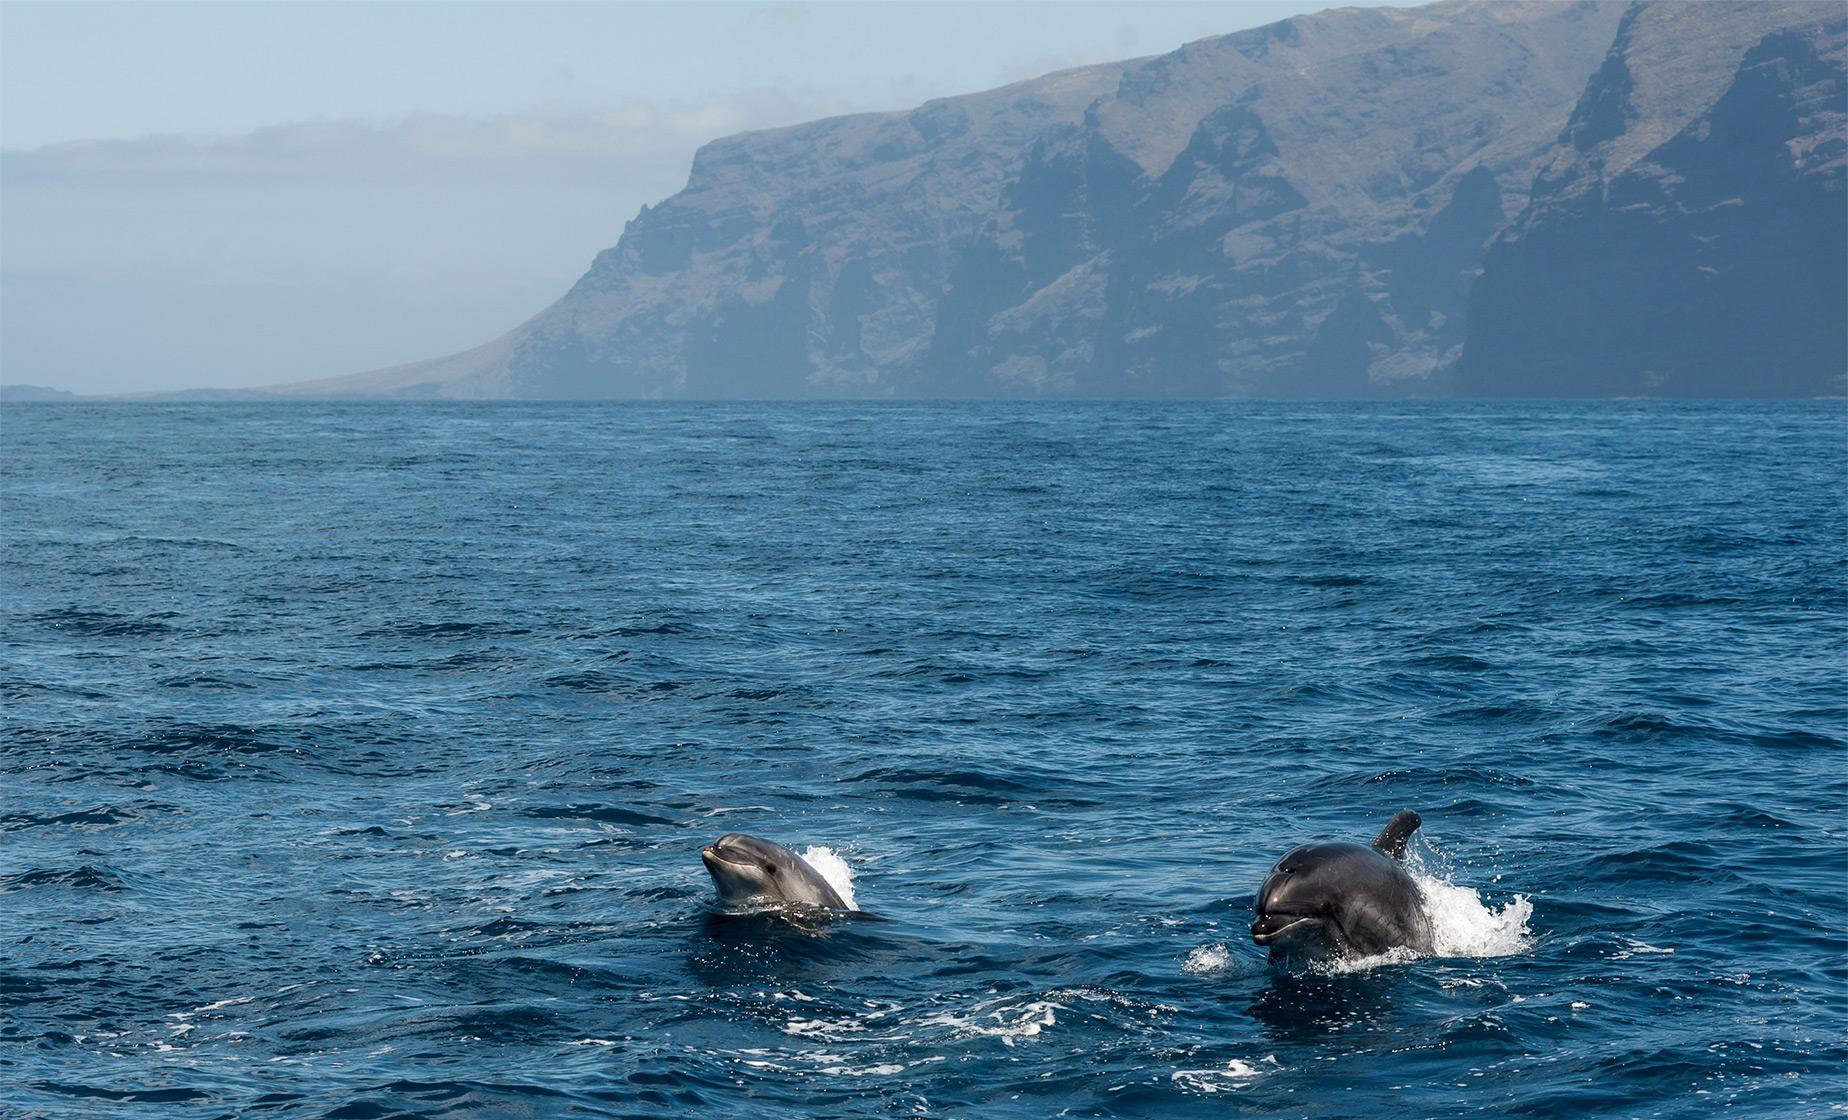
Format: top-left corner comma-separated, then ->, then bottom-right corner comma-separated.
702,844 -> 752,869
1251,913 -> 1319,945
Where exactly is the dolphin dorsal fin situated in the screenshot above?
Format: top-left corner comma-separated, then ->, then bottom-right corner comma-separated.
1371,810 -> 1422,859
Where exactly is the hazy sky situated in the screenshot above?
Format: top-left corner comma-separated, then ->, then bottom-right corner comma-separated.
2,0 -> 1378,394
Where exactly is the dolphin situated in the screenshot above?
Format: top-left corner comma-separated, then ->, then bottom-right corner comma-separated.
701,833 -> 848,911
1250,810 -> 1434,961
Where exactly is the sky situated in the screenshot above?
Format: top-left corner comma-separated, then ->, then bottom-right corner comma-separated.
1,0 -> 1379,394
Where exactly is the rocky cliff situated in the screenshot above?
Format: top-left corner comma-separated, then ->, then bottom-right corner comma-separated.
300,0 -> 1843,399
919,0 -> 1624,397
1458,2 -> 1846,397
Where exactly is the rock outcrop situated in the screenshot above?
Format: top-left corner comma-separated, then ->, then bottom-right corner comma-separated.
295,0 -> 1843,399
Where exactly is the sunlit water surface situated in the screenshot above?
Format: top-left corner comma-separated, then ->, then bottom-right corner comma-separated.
3,401 -> 1843,1118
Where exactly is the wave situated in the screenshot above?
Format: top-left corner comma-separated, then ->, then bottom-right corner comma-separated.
1,805 -> 150,832
0,865 -> 128,893
25,607 -> 179,637
522,803 -> 679,828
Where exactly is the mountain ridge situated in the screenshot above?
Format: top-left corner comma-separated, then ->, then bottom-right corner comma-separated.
235,0 -> 1848,399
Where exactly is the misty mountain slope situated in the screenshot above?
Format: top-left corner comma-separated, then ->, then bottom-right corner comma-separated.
298,0 -> 1844,399
1458,2 -> 1847,397
366,64 -> 1132,400
926,0 -> 1627,397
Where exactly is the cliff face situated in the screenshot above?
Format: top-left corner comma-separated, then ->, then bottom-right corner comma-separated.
505,66 -> 1136,400
1458,2 -> 1847,397
304,0 -> 1844,400
920,1 -> 1625,398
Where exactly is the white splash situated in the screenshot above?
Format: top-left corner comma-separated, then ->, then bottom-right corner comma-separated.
780,998 -> 905,1043
731,1050 -> 944,1078
1411,867 -> 1533,958
809,1059 -> 908,1077
800,845 -> 858,910
784,1017 -> 860,1040
1171,1056 -> 1279,1094
917,996 -> 1060,1046
1183,944 -> 1233,975
1312,945 -> 1423,975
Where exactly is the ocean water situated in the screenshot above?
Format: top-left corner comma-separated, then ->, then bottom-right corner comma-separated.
2,400 -> 1842,1119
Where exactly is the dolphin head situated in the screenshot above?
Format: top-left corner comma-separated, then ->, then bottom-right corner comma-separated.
701,833 -> 846,910
1252,812 -> 1434,961
1250,842 -> 1372,958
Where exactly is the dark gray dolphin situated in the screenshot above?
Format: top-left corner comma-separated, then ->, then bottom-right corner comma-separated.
701,833 -> 848,911
1250,810 -> 1434,961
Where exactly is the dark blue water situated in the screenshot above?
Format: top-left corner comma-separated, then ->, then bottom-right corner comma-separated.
3,401 -> 1843,1118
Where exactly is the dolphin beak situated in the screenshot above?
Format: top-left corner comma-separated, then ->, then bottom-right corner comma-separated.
1250,914 -> 1315,945
702,843 -> 747,869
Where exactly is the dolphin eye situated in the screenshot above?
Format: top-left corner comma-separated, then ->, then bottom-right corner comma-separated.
764,864 -> 778,875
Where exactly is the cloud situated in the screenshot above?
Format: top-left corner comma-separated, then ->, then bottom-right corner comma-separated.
0,92 -> 876,393
1,92 -> 865,186
742,2 -> 809,37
